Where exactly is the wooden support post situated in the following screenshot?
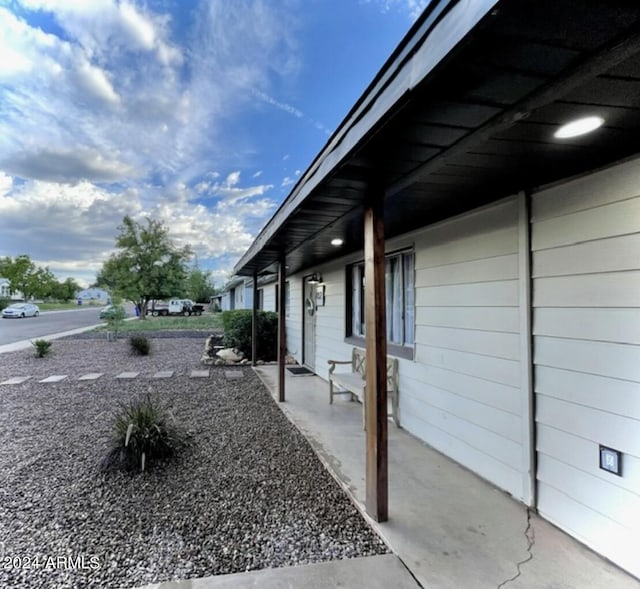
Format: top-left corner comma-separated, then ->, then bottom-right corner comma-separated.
364,189 -> 388,522
251,270 -> 258,367
277,255 -> 286,402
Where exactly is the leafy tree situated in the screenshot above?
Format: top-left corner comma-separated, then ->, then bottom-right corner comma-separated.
0,255 -> 36,298
29,266 -> 57,299
187,267 -> 216,303
52,277 -> 81,302
97,216 -> 192,319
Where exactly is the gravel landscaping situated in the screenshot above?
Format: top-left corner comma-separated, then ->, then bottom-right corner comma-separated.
0,335 -> 388,589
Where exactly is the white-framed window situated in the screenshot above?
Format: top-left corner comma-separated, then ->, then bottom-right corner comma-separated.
349,249 -> 414,347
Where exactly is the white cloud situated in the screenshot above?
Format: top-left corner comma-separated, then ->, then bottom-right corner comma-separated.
76,60 -> 121,106
362,0 -> 429,20
0,170 -> 277,283
1,147 -> 136,183
209,171 -> 274,205
0,172 -> 13,196
253,90 -> 303,118
0,1 -> 305,281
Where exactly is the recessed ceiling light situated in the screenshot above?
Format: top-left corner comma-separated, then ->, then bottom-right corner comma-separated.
331,238 -> 343,246
554,116 -> 604,139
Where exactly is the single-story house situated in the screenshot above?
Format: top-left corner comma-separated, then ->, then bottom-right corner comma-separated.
221,275 -> 282,313
233,0 -> 640,579
0,278 -> 24,300
76,287 -> 110,303
220,276 -> 251,311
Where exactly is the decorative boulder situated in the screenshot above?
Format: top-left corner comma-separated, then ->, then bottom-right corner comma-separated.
201,354 -> 215,366
216,348 -> 244,363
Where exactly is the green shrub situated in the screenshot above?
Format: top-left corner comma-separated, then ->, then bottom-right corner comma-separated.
222,309 -> 278,361
32,339 -> 52,358
105,304 -> 126,339
103,394 -> 189,472
129,335 -> 151,356
0,298 -> 10,312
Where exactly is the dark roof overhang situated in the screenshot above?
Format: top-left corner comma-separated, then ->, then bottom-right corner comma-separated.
235,0 -> 640,277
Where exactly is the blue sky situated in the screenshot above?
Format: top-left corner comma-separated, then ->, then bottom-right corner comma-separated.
0,0 -> 426,287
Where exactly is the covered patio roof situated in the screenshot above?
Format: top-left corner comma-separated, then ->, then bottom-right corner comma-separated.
234,0 -> 640,277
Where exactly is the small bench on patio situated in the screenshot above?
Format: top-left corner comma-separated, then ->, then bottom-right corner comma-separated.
327,347 -> 399,427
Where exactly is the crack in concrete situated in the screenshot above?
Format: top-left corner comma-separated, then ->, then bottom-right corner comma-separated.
497,508 -> 535,589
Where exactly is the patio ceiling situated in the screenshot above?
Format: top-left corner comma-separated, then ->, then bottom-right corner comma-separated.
235,0 -> 640,277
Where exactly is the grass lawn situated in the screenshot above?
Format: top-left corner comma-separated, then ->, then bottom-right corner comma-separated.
97,312 -> 224,333
39,302 -> 102,311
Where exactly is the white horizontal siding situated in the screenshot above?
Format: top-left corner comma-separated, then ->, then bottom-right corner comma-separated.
416,280 -> 518,307
534,336 -> 640,382
417,306 -> 519,333
537,395 -> 640,457
536,366 -> 640,420
532,197 -> 640,251
538,454 -> 640,528
538,485 -> 640,579
416,325 -> 519,361
313,264 -> 352,379
534,308 -> 640,345
417,345 -> 520,387
533,233 -> 640,277
534,271 -> 640,307
532,156 -> 640,221
532,156 -> 640,579
401,399 -> 523,496
403,364 -> 521,415
261,284 -> 276,312
408,196 -> 527,500
415,253 -> 518,286
537,424 -> 640,493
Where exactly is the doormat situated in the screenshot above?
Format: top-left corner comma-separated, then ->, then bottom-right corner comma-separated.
287,366 -> 314,376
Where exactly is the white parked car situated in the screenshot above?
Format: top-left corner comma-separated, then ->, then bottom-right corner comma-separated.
2,303 -> 40,318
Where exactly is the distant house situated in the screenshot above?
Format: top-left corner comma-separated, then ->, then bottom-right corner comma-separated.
221,274 -> 281,312
76,287 -> 110,303
221,276 -> 251,311
0,277 -> 24,301
209,294 -> 223,312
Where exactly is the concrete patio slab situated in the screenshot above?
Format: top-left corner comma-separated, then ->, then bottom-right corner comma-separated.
254,365 -> 639,589
153,371 -> 174,379
1,376 -> 32,385
116,372 -> 140,379
190,370 -> 210,378
38,375 -> 68,383
134,554 -> 419,589
78,373 -> 104,381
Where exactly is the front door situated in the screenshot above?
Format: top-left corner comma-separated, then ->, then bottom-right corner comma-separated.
303,277 -> 317,370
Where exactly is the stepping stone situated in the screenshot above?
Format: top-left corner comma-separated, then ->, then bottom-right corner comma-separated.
1,376 -> 32,385
116,372 -> 140,379
224,370 -> 243,380
39,375 -> 68,383
190,370 -> 209,378
78,373 -> 104,381
153,371 -> 173,379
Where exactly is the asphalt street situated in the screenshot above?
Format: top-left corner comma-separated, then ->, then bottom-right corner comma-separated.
0,307 -> 130,346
